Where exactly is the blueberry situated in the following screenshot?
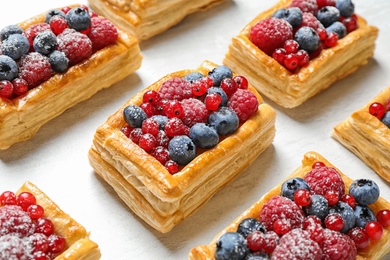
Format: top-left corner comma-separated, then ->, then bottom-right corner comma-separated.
272,7 -> 303,28
207,87 -> 228,107
354,205 -> 376,228
208,107 -> 239,135
317,6 -> 341,28
281,177 -> 310,201
1,34 -> 30,60
381,111 -> 390,128
329,201 -> 356,233
168,135 -> 196,165
189,123 -> 219,149
33,31 -> 57,55
66,7 -> 91,31
336,0 -> 355,18
349,179 -> 380,205
215,232 -> 249,260
150,115 -> 168,130
0,24 -> 23,41
49,50 -> 69,73
183,72 -> 204,83
208,65 -> 233,87
123,105 -> 147,128
303,194 -> 329,221
326,21 -> 347,39
0,55 -> 18,81
236,218 -> 266,238
294,26 -> 320,53
45,9 -> 66,23
245,252 -> 270,260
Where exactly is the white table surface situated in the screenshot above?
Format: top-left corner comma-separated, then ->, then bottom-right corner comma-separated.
1,0 -> 389,259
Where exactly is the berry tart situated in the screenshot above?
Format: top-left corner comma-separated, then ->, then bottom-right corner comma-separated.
88,60 -> 276,233
223,0 -> 378,108
0,5 -> 142,150
189,151 -> 390,260
0,181 -> 100,259
87,0 -> 225,41
333,85 -> 390,182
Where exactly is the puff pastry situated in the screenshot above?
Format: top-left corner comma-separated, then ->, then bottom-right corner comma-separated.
333,86 -> 390,182
189,151 -> 390,260
14,181 -> 101,260
88,60 -> 276,233
223,0 -> 379,108
0,6 -> 143,150
87,0 -> 225,41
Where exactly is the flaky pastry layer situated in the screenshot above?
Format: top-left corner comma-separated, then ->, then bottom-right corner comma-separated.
189,151 -> 390,260
16,182 -> 101,260
87,0 -> 225,41
0,6 -> 143,150
333,86 -> 390,182
223,0 -> 379,108
88,60 -> 276,233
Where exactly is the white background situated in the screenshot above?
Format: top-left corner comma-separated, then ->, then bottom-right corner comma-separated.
1,0 -> 389,259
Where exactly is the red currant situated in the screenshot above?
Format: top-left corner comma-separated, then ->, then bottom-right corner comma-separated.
365,221 -> 383,240
142,118 -> 159,136
341,194 -> 356,209
294,188 -> 311,206
156,130 -> 170,147
324,32 -> 338,48
150,146 -> 170,165
138,133 -> 157,152
17,192 -> 36,211
220,78 -> 238,96
27,204 -> 45,219
204,93 -> 222,111
233,75 -> 248,89
49,15 -> 68,35
317,0 -> 336,8
262,231 -> 279,254
317,28 -> 328,41
296,50 -> 310,67
121,125 -> 133,137
35,218 -> 55,236
30,233 -> 49,253
165,160 -> 179,174
284,54 -> 299,71
61,6 -> 71,14
347,227 -> 370,249
0,191 -> 17,205
283,39 -> 299,54
48,234 -> 66,254
312,161 -> 325,169
165,100 -> 184,118
140,102 -> 156,118
376,209 -> 390,227
192,80 -> 208,97
273,218 -> 292,235
369,102 -> 385,119
325,190 -> 339,206
0,80 -> 14,99
156,99 -> 170,115
324,213 -> 344,231
12,78 -> 29,96
272,48 -> 286,65
129,128 -> 143,144
342,16 -> 358,33
164,118 -> 188,137
246,231 -> 266,251
143,90 -> 161,105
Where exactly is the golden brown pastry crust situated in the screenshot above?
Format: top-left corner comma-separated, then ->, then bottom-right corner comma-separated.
16,182 -> 101,260
333,86 -> 390,182
223,0 -> 379,108
189,151 -> 390,260
88,60 -> 276,233
0,6 -> 143,150
87,0 -> 225,41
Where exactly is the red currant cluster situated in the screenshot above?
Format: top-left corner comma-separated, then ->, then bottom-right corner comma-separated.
368,99 -> 390,119
0,190 -> 66,260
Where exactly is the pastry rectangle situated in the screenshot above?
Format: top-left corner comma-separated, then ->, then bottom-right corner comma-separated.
88,0 -> 225,41
333,86 -> 390,182
88,60 -> 276,233
223,0 -> 378,108
189,151 -> 390,260
0,5 -> 143,150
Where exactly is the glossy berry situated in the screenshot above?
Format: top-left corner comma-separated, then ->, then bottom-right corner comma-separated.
17,192 -> 36,211
208,65 -> 233,87
27,204 -> 45,219
189,123 -> 219,149
341,194 -> 357,209
312,161 -> 325,169
326,21 -> 347,39
347,227 -> 370,249
150,146 -> 170,165
140,102 -> 156,118
273,7 -> 303,28
164,100 -> 184,118
317,27 -> 328,41
12,78 -> 29,96
354,205 -> 376,228
165,160 -> 179,174
369,102 -> 385,119
325,213 -> 345,231
49,14 -> 69,35
164,118 -> 189,137
329,201 -> 356,233
349,179 -> 380,205
273,218 -> 292,235
191,80 -> 208,96
29,233 -> 49,253
180,98 -> 208,127
45,9 -> 66,23
302,215 -> 324,244
246,231 -> 266,251
336,0 -> 355,17
129,128 -> 143,144
233,76 -> 248,89
321,229 -> 357,259
35,218 -> 54,236
284,39 -> 300,54
208,107 -> 239,135
22,23 -> 51,51
317,0 -> 336,8
284,54 -> 299,71
0,191 -> 17,205
281,177 -> 310,201
236,218 -> 266,238
325,190 -> 339,206
151,115 -> 168,130
324,31 -> 339,47
294,26 -> 320,53
207,87 -> 228,107
220,78 -> 238,96
48,234 -> 66,254
138,133 -> 157,152
121,125 -> 133,137
141,118 -> 159,136
0,80 -> 14,99
204,93 -> 222,111
377,209 -> 390,227
66,7 -> 91,31
296,50 -> 310,67
290,0 -> 319,14
48,50 -> 69,73
272,48 -> 286,65
317,6 -> 340,27
215,232 -> 249,260
293,188 -> 311,206
155,130 -> 170,147
342,15 -> 358,33
303,194 -> 329,221
304,166 -> 345,200
365,221 -> 383,240
168,135 -> 196,165
299,12 -> 324,30
0,55 -> 18,81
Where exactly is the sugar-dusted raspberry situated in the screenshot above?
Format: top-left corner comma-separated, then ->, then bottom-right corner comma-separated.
260,195 -> 305,231
0,234 -> 32,259
56,28 -> 93,66
303,215 -> 324,244
159,77 -> 192,101
250,17 -> 293,56
272,228 -> 323,260
180,98 -> 208,127
22,23 -> 51,51
88,17 -> 118,51
297,12 -> 324,31
18,52 -> 53,89
0,205 -> 35,237
290,0 -> 319,14
228,89 -> 259,123
321,228 -> 357,260
304,166 -> 345,200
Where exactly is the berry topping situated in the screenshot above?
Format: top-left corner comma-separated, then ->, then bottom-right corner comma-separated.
1,34 -> 30,60
0,80 -> 13,99
336,0 -> 355,17
294,26 -> 321,53
236,218 -> 266,238
329,201 -> 356,233
164,118 -> 189,137
365,221 -> 383,240
377,209 -> 390,227
272,7 -> 303,28
208,107 -> 239,135
45,9 -> 66,24
189,123 -> 219,149
290,0 -> 319,14
354,205 -> 376,228
18,52 -> 53,89
347,227 -> 370,249
180,98 -> 208,127
0,55 -> 18,81
228,89 -> 259,123
168,135 -> 196,165
56,28 -> 92,66
317,6 -> 340,28
33,31 -> 57,55
48,50 -> 69,73
303,194 -> 329,221
321,228 -> 357,259
123,105 -> 147,128
281,177 -> 310,201
208,65 -> 233,87
369,102 -> 385,119
299,12 -> 324,31
349,179 -> 380,205
0,205 -> 34,237
326,21 -> 347,39
207,87 -> 228,107
0,25 -> 24,41
215,232 -> 249,260
22,23 -> 51,51
88,17 -> 118,51
325,213 -> 345,231
159,77 -> 192,101
294,188 -> 312,206
304,166 -> 345,200
65,7 -> 91,32
49,15 -> 69,36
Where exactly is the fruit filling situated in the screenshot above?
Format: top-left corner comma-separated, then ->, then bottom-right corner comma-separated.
368,99 -> 390,128
0,190 -> 66,259
214,162 -> 390,259
0,5 -> 119,99
250,0 -> 359,72
121,65 -> 259,174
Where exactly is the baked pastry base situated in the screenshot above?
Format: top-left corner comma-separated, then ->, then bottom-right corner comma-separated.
88,60 -> 276,233
0,6 -> 143,150
333,86 -> 390,182
16,182 -> 101,260
223,0 -> 379,108
88,0 -> 225,41
189,151 -> 390,260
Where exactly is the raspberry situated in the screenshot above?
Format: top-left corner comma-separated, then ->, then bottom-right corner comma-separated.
321,228 -> 357,260
297,12 -> 324,31
158,77 -> 192,101
180,98 -> 208,127
0,205 -> 35,237
272,229 -> 323,260
303,215 -> 324,244
250,17 -> 293,56
228,89 -> 259,123
0,235 -> 31,259
57,28 -> 93,66
304,166 -> 345,200
22,23 -> 51,51
290,0 -> 319,14
18,52 -> 53,89
88,17 -> 118,51
259,195 -> 305,231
